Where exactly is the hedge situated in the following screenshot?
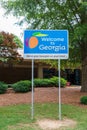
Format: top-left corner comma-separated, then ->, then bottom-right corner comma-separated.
34,78 -> 52,87
34,76 -> 67,87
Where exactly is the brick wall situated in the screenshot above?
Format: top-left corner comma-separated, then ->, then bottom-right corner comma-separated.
0,67 -> 38,83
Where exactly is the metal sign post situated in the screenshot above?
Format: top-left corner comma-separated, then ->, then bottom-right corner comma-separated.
31,59 -> 34,119
58,59 -> 61,120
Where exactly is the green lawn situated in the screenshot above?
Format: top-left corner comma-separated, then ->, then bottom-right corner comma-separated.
0,103 -> 87,130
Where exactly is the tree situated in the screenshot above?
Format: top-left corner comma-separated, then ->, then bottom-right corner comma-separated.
0,31 -> 22,64
1,0 -> 87,91
13,34 -> 23,48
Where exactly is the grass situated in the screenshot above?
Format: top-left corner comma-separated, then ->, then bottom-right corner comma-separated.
0,103 -> 87,130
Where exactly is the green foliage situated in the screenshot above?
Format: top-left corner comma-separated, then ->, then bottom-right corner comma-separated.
80,96 -> 87,105
34,77 -> 67,87
34,78 -> 52,87
0,81 -> 8,94
50,76 -> 67,87
13,35 -> 23,48
12,80 -> 31,93
1,0 -> 86,67
0,34 -> 4,44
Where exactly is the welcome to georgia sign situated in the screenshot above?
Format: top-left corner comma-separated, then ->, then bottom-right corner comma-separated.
24,30 -> 69,59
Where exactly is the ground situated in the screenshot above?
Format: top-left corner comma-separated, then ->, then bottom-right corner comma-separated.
0,86 -> 87,108
0,86 -> 87,130
37,118 -> 77,130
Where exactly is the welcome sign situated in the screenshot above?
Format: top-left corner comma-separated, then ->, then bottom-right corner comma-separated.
24,30 -> 69,59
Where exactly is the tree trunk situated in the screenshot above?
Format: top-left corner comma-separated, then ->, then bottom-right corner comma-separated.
80,41 -> 87,92
81,57 -> 87,92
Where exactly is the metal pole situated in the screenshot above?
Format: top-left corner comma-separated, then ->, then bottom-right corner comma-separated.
58,59 -> 61,120
31,59 -> 34,119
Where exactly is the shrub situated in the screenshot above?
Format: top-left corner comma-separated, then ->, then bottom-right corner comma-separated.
50,76 -> 67,87
0,81 -> 8,94
34,78 -> 52,87
34,77 -> 67,87
60,77 -> 67,87
12,80 -> 31,93
80,96 -> 87,105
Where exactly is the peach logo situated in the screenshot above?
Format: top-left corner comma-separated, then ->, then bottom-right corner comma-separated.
29,37 -> 38,48
25,32 -> 48,49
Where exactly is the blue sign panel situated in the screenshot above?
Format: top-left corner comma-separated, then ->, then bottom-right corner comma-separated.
24,30 -> 69,59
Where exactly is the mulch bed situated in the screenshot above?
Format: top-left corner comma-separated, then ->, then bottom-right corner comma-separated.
0,86 -> 87,108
